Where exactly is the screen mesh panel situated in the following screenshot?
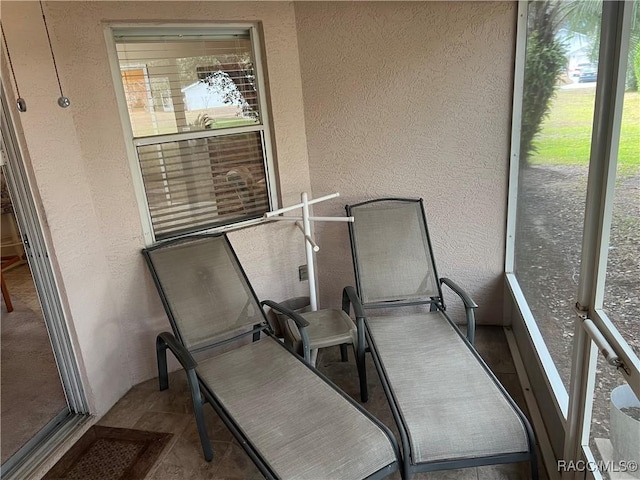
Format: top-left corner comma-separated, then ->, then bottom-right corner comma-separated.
147,236 -> 264,350
350,200 -> 439,304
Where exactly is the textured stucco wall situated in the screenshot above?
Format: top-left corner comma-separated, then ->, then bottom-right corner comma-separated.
295,2 -> 516,324
1,1 -> 311,415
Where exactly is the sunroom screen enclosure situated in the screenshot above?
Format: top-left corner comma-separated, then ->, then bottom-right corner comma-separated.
508,1 -> 639,478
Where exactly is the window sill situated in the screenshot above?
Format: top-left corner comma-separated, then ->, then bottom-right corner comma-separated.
505,272 -> 569,421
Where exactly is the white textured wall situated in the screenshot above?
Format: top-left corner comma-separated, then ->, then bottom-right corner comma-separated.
295,2 -> 516,324
1,1 -> 311,415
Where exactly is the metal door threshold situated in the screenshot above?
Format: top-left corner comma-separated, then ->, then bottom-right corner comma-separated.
1,412 -> 94,480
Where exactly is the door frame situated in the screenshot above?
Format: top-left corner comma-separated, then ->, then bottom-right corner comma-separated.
1,82 -> 89,477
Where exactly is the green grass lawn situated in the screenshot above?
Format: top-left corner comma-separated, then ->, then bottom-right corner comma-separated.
531,86 -> 640,173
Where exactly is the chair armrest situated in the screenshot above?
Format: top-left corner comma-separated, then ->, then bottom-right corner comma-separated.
156,332 -> 197,391
342,286 -> 365,319
260,300 -> 311,364
439,278 -> 478,345
440,278 -> 478,309
260,300 -> 309,328
157,332 -> 197,370
343,286 -> 367,354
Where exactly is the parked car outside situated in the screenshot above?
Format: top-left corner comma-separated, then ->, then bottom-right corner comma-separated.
578,64 -> 598,83
569,62 -> 592,78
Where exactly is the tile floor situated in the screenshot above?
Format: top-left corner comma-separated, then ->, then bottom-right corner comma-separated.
97,326 -> 547,479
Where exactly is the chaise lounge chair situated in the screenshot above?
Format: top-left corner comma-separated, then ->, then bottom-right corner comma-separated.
343,198 -> 538,479
142,234 -> 400,479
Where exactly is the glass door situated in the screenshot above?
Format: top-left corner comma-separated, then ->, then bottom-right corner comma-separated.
0,84 -> 89,478
1,167 -> 68,464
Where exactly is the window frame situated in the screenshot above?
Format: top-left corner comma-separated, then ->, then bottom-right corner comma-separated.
104,22 -> 278,244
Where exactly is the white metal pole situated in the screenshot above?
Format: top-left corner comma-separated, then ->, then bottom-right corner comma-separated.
301,192 -> 318,311
266,215 -> 353,223
295,222 -> 320,252
308,216 -> 354,222
264,192 -> 340,218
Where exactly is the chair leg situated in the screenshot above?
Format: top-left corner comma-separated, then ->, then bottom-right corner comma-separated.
156,336 -> 170,391
531,458 -> 539,480
340,344 -> 349,362
1,274 -> 14,313
186,369 -> 213,462
529,436 -> 539,480
356,326 -> 368,403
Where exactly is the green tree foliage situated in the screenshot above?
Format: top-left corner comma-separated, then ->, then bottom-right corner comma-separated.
521,1 -> 639,166
563,0 -> 640,91
521,30 -> 567,165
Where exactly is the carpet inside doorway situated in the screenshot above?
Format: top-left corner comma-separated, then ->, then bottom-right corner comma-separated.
43,426 -> 172,480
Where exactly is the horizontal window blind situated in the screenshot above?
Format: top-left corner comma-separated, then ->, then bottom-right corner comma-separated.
139,131 -> 269,239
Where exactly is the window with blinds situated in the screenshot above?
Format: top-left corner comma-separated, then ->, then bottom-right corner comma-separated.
111,26 -> 273,240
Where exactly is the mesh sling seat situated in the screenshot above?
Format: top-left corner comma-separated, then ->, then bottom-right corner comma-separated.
343,198 -> 538,479
143,234 -> 399,480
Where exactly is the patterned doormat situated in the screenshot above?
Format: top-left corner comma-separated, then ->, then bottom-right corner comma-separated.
43,426 -> 172,479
